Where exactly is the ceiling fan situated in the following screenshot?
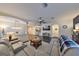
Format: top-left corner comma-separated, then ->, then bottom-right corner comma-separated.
38,17 -> 46,24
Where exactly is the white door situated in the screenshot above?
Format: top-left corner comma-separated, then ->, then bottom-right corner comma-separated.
52,24 -> 59,37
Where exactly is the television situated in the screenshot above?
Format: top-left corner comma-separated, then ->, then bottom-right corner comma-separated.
43,25 -> 50,30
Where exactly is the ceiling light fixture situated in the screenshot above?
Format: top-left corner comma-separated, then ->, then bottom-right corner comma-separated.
42,3 -> 48,8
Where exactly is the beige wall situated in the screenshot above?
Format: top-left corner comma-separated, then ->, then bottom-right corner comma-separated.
50,12 -> 79,37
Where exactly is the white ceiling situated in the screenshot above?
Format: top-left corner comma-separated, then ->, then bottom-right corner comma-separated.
0,3 -> 79,22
